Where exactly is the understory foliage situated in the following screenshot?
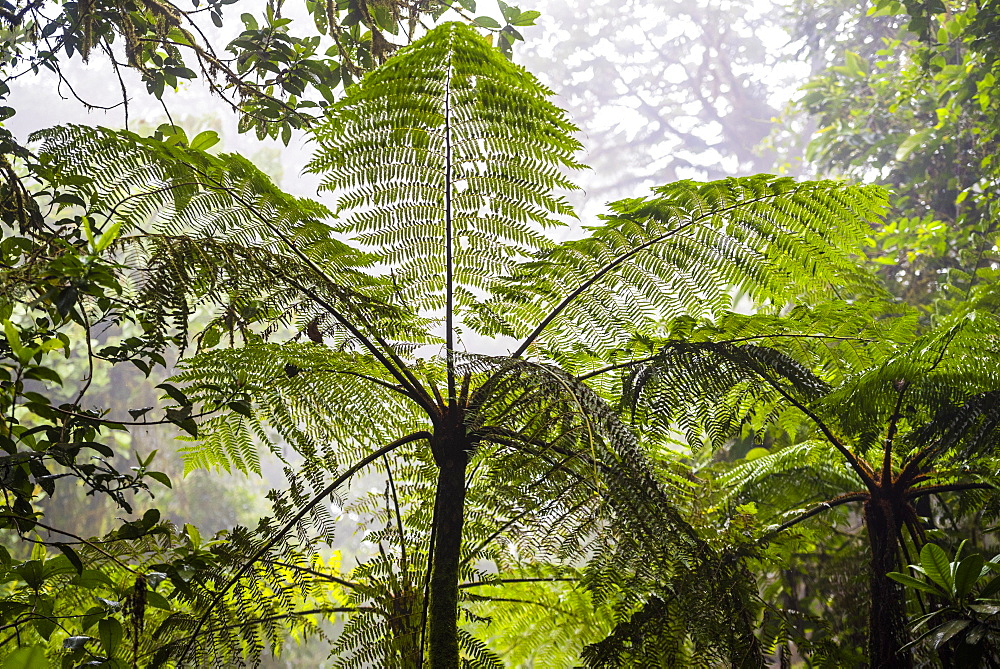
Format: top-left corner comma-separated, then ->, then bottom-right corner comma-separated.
0,19 -> 899,667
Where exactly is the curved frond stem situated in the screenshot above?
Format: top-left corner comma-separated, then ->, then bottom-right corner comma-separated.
459,477 -> 587,567
464,596 -> 583,619
898,440 -> 946,485
905,482 -> 995,499
764,491 -> 870,538
459,577 -> 579,589
4,515 -> 140,575
312,368 -> 413,399
511,193 -> 776,358
740,354 -> 878,490
383,454 -> 409,584
259,559 -> 362,591
99,182 -> 204,230
478,432 -> 598,489
576,334 -> 879,382
181,161 -> 436,411
147,608 -> 383,660
269,270 -> 437,415
176,430 -> 432,664
48,403 -> 221,427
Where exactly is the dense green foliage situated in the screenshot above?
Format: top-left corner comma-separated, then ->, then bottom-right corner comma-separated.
1,0 -> 999,667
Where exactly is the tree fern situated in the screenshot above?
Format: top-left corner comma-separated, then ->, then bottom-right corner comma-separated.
619,303 -> 1000,666
15,21 -> 904,667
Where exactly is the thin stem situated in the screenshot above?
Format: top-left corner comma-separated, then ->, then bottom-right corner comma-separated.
49,404 -> 219,427
763,492 -> 870,538
883,383 -> 909,487
177,431 -> 432,664
384,454 -> 409,586
5,516 -> 140,575
459,577 -> 578,589
70,306 -> 95,409
260,559 -> 361,590
906,482 -> 994,499
576,334 -> 878,382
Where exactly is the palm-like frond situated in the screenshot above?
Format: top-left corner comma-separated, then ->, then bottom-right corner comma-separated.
477,175 -> 888,358
169,342 -> 430,474
307,22 -> 584,314
30,125 -> 408,352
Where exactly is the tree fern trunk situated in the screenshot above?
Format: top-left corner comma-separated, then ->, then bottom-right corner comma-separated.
864,494 -> 912,669
427,430 -> 468,668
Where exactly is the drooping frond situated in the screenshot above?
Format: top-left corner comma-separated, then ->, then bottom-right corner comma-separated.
169,342 -> 431,474
479,175 -> 888,358
456,356 -> 763,666
622,340 -> 832,451
306,22 -> 584,314
29,125 -> 408,352
715,440 -> 866,520
464,571 -> 614,668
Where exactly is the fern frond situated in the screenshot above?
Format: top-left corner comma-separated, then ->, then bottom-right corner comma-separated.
307,22 -> 584,314
479,176 -> 888,356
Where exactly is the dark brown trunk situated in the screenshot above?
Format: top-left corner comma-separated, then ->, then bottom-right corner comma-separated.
864,494 -> 913,669
427,426 -> 468,668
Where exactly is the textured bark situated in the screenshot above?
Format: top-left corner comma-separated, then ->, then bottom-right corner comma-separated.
864,494 -> 913,669
427,427 -> 469,669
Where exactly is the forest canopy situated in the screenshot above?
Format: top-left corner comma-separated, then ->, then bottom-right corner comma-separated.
1,0 -> 999,668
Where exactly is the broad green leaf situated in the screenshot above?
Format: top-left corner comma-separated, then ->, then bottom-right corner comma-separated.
888,571 -> 946,596
979,573 -> 1000,599
930,619 -> 969,649
473,16 -> 501,28
512,10 -> 541,26
94,221 -> 122,252
955,554 -> 985,599
920,543 -> 954,594
99,617 -> 124,656
3,320 -> 28,364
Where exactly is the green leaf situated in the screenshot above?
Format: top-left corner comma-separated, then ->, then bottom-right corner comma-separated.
23,366 -> 62,385
980,573 -> 1000,599
473,16 -> 501,29
94,221 -> 122,253
921,543 -> 955,595
99,617 -> 124,656
955,554 -> 985,599
512,10 -> 541,26
888,571 -> 946,596
146,470 -> 173,488
930,619 -> 969,649
146,589 -> 172,610
3,320 -> 29,364
228,400 -> 253,418
190,130 -> 221,151
156,383 -> 190,406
